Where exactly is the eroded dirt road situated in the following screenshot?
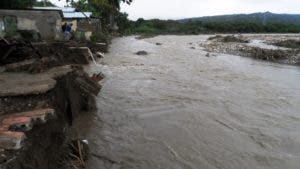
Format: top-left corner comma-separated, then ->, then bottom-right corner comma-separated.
81,35 -> 300,169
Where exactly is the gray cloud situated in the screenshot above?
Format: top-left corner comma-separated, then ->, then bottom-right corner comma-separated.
121,0 -> 300,20
48,0 -> 300,20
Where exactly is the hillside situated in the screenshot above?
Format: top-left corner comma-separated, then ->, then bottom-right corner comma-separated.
180,12 -> 300,24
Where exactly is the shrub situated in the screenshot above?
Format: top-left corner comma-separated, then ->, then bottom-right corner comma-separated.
90,32 -> 110,44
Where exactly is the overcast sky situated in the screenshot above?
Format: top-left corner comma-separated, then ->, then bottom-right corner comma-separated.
50,0 -> 300,20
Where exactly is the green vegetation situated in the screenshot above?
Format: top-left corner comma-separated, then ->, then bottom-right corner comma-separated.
90,32 -> 111,43
71,0 -> 132,28
33,0 -> 55,7
0,0 -> 35,9
3,16 -> 18,37
117,16 -> 300,36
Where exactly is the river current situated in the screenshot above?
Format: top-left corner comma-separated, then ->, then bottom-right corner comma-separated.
77,35 -> 300,169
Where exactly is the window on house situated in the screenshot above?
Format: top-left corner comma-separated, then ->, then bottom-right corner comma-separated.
3,16 -> 17,36
0,17 -> 4,31
0,17 -> 4,37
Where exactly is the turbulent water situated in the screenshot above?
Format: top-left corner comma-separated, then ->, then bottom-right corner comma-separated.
78,35 -> 300,169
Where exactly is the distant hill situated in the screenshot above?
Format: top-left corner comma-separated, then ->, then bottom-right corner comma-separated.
179,12 -> 300,25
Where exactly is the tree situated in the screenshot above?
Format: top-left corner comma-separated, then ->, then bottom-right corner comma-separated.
0,0 -> 36,9
33,0 -> 56,7
71,0 -> 132,29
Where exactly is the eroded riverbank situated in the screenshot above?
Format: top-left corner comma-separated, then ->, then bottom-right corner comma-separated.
0,40 -> 104,169
83,35 -> 300,169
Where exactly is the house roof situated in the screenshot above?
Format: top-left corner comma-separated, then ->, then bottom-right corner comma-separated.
33,7 -> 75,12
63,12 -> 92,19
32,7 -> 92,19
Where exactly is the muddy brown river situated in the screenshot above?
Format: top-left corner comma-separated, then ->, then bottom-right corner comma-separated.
79,35 -> 300,169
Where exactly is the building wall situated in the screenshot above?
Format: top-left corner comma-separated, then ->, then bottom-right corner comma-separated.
0,9 -> 62,40
62,19 -> 78,31
63,18 -> 100,40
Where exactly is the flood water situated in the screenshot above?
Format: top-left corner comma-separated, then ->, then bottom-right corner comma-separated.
80,35 -> 300,169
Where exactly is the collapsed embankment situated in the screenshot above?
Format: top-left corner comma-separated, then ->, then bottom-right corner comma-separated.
0,39 -> 105,169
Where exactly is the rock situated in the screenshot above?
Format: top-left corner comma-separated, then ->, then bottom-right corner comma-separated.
206,53 -> 210,57
156,43 -> 162,46
190,47 -> 196,49
136,51 -> 148,55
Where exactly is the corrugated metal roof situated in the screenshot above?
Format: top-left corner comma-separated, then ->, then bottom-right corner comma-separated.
32,6 -> 61,10
32,7 -> 92,19
62,8 -> 76,13
33,6 -> 76,12
63,12 -> 92,19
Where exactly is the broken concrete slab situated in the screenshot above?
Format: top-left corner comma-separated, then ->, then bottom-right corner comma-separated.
3,59 -> 37,72
11,108 -> 55,123
2,116 -> 33,132
0,74 -> 56,97
0,66 -> 72,97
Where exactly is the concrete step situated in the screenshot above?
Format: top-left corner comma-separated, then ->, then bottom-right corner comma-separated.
0,66 -> 72,97
0,108 -> 55,150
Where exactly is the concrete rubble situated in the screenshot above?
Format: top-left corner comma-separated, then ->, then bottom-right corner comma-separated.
0,38 -> 105,169
0,109 -> 55,150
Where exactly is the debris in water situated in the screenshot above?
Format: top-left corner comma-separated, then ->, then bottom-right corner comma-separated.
91,73 -> 105,83
136,51 -> 148,55
60,139 -> 90,169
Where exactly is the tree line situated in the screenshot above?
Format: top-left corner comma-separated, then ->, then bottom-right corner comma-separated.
116,14 -> 300,35
2,1 -> 300,35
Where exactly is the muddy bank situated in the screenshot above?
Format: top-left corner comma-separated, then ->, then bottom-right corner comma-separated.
0,40 -> 103,169
202,34 -> 300,65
